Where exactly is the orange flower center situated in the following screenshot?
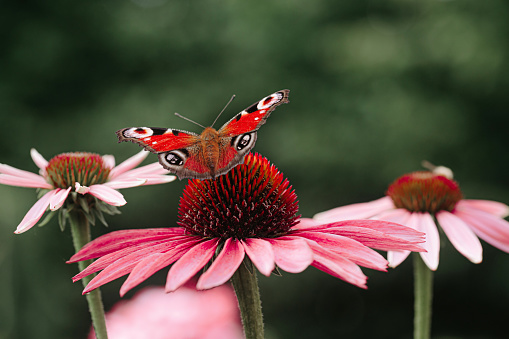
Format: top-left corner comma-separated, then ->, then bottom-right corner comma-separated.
387,171 -> 463,213
45,152 -> 111,188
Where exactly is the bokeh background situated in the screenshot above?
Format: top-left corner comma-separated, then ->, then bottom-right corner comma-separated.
1,0 -> 508,338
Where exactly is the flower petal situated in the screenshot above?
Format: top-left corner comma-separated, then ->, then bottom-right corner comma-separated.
308,242 -> 368,288
296,232 -> 387,271
102,155 -> 115,169
267,237 -> 313,273
68,228 -> 186,262
30,148 -> 48,169
412,213 -> 440,271
454,208 -> 509,253
109,151 -> 149,179
49,187 -> 71,211
313,196 -> 394,223
165,239 -> 219,292
241,238 -> 275,276
387,250 -> 411,268
436,211 -> 483,264
119,240 -> 199,297
114,163 -> 169,178
456,199 -> 509,218
15,190 -> 57,234
87,184 -> 127,206
0,174 -> 53,189
197,239 -> 245,290
81,238 -> 200,294
103,178 -> 147,189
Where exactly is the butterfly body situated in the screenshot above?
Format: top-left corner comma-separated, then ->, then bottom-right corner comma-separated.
117,89 -> 289,180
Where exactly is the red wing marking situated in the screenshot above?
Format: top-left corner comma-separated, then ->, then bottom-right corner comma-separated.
219,89 -> 289,138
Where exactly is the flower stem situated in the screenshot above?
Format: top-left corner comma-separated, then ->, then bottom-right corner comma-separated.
69,211 -> 108,339
413,253 -> 433,339
231,260 -> 264,339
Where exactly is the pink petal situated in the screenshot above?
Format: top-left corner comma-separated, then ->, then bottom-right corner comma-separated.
102,155 -> 115,169
87,184 -> 126,206
456,200 -> 509,218
313,196 -> 394,223
30,148 -> 48,170
49,187 -> 71,211
412,213 -> 440,271
15,190 -> 57,234
436,211 -> 483,264
197,239 -> 245,290
0,163 -> 48,182
104,178 -> 147,189
138,175 -> 176,185
267,237 -> 313,273
387,250 -> 411,268
114,163 -> 169,178
82,239 -> 198,293
292,218 -> 321,230
454,208 -> 509,253
165,239 -> 219,292
0,173 -> 53,189
241,238 -> 275,276
68,228 -> 186,262
296,232 -> 387,271
308,242 -> 368,288
75,237 -> 196,282
119,241 -> 198,297
310,216 -> 426,252
109,151 -> 149,179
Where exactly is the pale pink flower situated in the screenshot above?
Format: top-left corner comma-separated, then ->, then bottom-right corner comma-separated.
314,166 -> 509,271
89,285 -> 243,339
0,149 -> 176,233
69,153 -> 424,295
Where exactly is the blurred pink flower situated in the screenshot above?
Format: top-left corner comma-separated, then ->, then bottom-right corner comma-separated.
314,165 -> 509,271
0,149 -> 176,233
89,285 -> 243,339
69,153 -> 425,295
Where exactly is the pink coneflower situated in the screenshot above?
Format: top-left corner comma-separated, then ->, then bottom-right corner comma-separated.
314,164 -> 509,271
0,149 -> 176,233
89,285 -> 243,339
69,153 -> 425,294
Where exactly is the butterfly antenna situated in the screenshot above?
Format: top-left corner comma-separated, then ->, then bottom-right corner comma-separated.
211,94 -> 236,128
174,113 -> 206,129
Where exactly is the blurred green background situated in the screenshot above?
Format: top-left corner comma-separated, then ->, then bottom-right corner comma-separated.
1,0 -> 508,338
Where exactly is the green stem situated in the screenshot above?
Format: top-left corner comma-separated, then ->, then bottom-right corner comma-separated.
413,253 -> 433,339
230,260 -> 264,339
69,211 -> 108,339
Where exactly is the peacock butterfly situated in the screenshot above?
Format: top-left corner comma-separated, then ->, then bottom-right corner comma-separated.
116,89 -> 290,180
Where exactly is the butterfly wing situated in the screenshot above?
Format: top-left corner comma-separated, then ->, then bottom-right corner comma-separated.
213,89 -> 290,176
116,127 -> 207,179
218,89 -> 290,138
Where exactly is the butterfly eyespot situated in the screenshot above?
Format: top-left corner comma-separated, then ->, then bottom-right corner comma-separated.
124,127 -> 153,138
235,133 -> 253,151
166,152 -> 184,166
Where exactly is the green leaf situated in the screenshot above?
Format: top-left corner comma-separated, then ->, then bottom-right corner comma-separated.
94,209 -> 108,227
78,196 -> 90,213
38,210 -> 56,227
84,209 -> 96,226
58,209 -> 69,232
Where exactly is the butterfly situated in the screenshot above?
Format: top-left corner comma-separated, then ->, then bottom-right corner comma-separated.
116,89 -> 290,180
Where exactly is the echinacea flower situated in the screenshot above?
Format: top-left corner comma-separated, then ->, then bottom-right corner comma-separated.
69,152 -> 425,295
313,164 -> 509,271
89,284 -> 243,339
0,149 -> 176,234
